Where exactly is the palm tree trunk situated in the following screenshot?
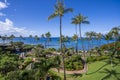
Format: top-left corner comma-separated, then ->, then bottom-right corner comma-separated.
79,23 -> 87,73
79,24 -> 85,56
75,25 -> 78,53
60,16 -> 66,80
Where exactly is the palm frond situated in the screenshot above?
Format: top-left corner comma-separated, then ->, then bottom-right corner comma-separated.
101,74 -> 111,80
48,13 -> 58,20
82,21 -> 90,24
64,8 -> 73,13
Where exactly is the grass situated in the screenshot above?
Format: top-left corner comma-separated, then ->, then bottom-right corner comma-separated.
50,59 -> 120,80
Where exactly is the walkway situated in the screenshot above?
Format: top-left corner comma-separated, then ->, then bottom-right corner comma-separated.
51,63 -> 88,74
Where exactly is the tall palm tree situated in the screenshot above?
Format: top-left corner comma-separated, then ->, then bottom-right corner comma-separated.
48,0 -> 73,79
75,14 -> 89,73
76,14 -> 89,50
71,17 -> 78,53
45,32 -> 51,48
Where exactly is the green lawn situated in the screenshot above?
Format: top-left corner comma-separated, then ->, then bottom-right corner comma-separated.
50,59 -> 120,80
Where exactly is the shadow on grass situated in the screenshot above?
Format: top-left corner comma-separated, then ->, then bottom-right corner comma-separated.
86,60 -> 120,75
69,73 -> 83,78
86,63 -> 108,75
86,60 -> 119,75
99,68 -> 120,80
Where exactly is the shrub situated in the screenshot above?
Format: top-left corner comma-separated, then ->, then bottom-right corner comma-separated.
65,55 -> 84,70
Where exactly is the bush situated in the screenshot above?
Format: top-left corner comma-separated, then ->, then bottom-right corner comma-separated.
87,56 -> 109,63
65,55 -> 84,70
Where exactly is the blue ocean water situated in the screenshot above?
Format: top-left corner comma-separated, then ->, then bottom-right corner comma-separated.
8,37 -> 114,50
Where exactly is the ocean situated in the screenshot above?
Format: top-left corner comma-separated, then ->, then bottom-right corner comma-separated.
0,37 -> 114,50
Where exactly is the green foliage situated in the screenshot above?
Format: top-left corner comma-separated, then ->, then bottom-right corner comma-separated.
65,55 -> 83,70
0,54 -> 19,76
100,41 -> 120,51
87,56 -> 109,63
47,48 -> 56,51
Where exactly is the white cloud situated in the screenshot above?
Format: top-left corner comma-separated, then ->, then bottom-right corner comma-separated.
0,18 -> 35,36
0,1 -> 36,36
0,1 -> 8,10
0,12 -> 5,16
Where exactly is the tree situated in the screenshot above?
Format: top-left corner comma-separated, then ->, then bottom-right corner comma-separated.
109,27 -> 120,67
41,34 -> 46,48
45,32 -> 51,48
34,35 -> 39,44
90,31 -> 96,49
76,14 -> 89,50
85,32 -> 92,50
110,27 -> 120,49
9,34 -> 15,42
48,0 -> 73,79
75,14 -> 90,73
19,35 -> 24,42
71,17 -> 79,53
61,35 -> 69,46
1,35 -> 7,43
96,32 -> 102,47
104,33 -> 112,49
72,34 -> 78,53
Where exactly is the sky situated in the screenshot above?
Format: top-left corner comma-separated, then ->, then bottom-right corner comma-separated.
0,0 -> 120,37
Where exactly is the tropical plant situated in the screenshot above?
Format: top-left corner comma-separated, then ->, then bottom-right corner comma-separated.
73,14 -> 89,73
34,35 -> 39,44
72,34 -> 78,53
48,0 -> 73,79
45,32 -> 51,48
9,34 -> 15,42
29,35 -> 33,45
96,32 -> 102,47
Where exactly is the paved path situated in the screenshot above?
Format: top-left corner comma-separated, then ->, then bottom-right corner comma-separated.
51,64 -> 88,74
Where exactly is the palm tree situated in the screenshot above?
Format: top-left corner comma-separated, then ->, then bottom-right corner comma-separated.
96,33 -> 102,47
72,34 -> 78,53
76,14 -> 90,72
34,35 -> 39,44
85,32 -> 92,50
29,35 -> 33,45
9,34 -> 15,42
1,35 -> 7,43
90,31 -> 96,49
71,17 -> 78,53
76,14 -> 89,50
45,32 -> 51,48
19,35 -> 24,42
104,33 -> 112,49
48,0 -> 73,79
109,27 -> 120,67
41,34 -> 46,48
110,27 -> 120,48
61,35 -> 69,47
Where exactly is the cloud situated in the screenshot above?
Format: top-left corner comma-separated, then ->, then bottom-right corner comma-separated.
0,1 -> 8,10
0,18 -> 35,36
0,12 -> 5,16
